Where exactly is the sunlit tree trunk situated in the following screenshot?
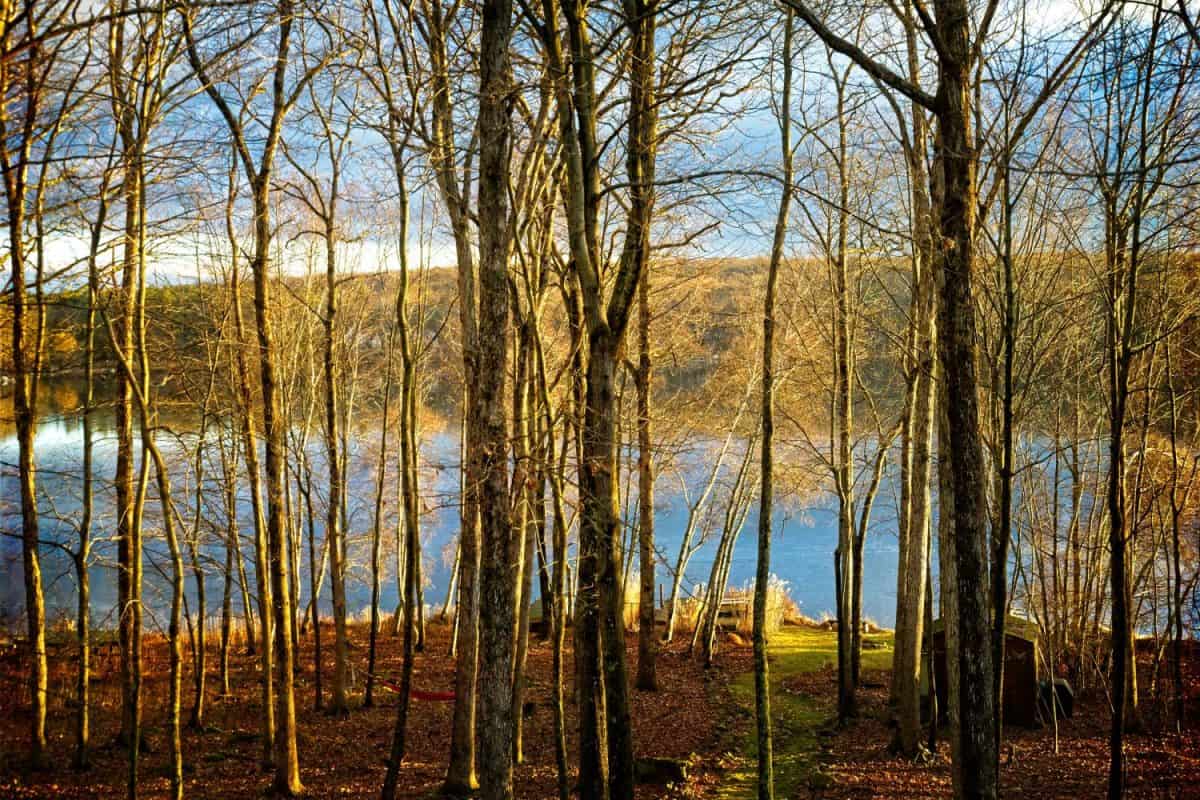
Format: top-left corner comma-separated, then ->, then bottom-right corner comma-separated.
755,13 -> 792,799
366,326 -> 396,708
410,0 -> 483,781
220,152 -> 275,761
891,11 -> 936,748
474,2 -> 516,794
321,175 -> 350,717
111,85 -> 149,799
831,67 -> 856,722
0,20 -> 47,766
626,0 -> 660,691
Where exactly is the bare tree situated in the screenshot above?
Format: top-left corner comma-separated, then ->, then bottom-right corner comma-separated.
183,1 -> 332,790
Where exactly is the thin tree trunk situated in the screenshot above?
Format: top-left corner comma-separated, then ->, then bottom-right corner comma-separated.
755,14 -> 792,798
366,306 -> 398,709
532,304 -> 571,800
891,9 -> 935,754
635,265 -> 658,690
322,207 -> 351,715
380,424 -> 421,800
302,452 -> 325,710
832,66 -> 856,723
511,326 -> 535,764
852,425 -> 898,685
218,441 -> 234,697
74,161 -> 110,770
225,160 -> 274,764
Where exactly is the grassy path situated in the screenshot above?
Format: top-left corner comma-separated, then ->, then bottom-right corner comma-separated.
716,626 -> 893,798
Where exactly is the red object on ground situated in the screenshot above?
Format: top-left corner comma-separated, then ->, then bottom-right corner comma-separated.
372,675 -> 453,700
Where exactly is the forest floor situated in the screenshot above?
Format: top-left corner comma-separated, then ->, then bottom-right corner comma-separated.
0,618 -> 741,799
0,618 -> 1198,798
717,624 -> 1200,799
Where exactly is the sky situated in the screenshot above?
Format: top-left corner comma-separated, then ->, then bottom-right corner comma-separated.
13,0 -> 1127,288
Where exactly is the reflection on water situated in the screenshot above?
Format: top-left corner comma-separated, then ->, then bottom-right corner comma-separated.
0,381 -> 903,633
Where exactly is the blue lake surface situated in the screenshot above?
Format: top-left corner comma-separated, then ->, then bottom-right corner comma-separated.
1,405 -> 906,634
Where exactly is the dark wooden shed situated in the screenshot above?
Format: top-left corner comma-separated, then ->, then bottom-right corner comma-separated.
922,615 -> 1042,728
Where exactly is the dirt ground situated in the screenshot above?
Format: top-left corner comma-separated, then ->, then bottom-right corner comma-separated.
0,620 -> 735,798
1,620 -> 1198,798
764,632 -> 1200,800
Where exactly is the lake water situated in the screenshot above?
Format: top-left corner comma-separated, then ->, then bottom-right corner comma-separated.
0,388 -> 906,635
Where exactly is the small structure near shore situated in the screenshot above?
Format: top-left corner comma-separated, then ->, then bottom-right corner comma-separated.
922,615 -> 1042,728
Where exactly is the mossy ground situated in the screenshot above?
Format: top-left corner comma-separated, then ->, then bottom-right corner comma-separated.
716,625 -> 893,798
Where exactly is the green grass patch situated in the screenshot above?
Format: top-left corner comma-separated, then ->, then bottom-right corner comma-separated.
717,626 -> 894,798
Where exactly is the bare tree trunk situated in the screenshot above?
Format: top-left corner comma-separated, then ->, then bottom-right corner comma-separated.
755,14 -> 792,799
250,168 -> 304,794
0,13 -> 80,773
380,414 -> 421,800
74,157 -> 111,770
106,256 -> 187,799
851,425 -> 898,685
511,327 -> 536,765
474,2 -> 516,794
1166,337 -> 1192,732
932,3 -> 997,786
148,441 -> 186,800
627,0 -> 660,691
188,365 -> 218,730
635,267 -> 658,690
221,155 -> 275,761
532,308 -> 572,800
323,199 -> 351,716
366,328 -> 396,708
113,124 -> 148,798
893,30 -> 936,748
419,0 -> 483,778
831,66 -> 856,723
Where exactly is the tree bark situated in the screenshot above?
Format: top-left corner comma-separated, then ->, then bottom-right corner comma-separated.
474,2 -> 516,796
755,14 -> 793,799
932,2 -> 997,790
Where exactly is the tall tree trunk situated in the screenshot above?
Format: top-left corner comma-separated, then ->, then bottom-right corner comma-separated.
428,22 -> 484,793
890,7 -> 935,755
1165,337 -> 1189,731
635,267 -> 658,690
219,436 -> 235,698
580,332 -> 637,800
323,213 -> 351,715
148,445 -> 186,800
755,14 -> 793,799
628,0 -> 660,691
74,161 -> 110,771
474,2 -> 516,795
114,135 -> 148,797
3,98 -> 48,772
932,1 -> 997,791
991,142 -> 1016,749
893,31 -> 936,748
225,162 -> 275,764
381,152 -> 425,792
832,68 -> 856,723
532,312 -> 572,800
302,453 -> 324,710
851,426 -> 897,685
366,329 -> 397,708
380,399 -> 421,799
511,327 -> 536,764
249,168 -> 304,794
188,383 -> 215,730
